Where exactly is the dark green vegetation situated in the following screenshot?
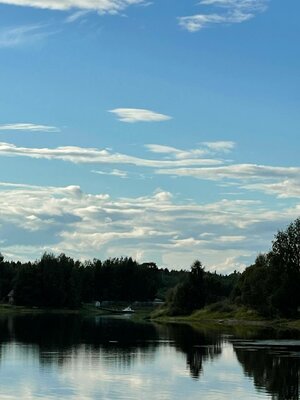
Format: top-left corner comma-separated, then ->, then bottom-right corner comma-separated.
0,252 -> 237,312
1,217 -> 300,320
161,217 -> 300,320
0,254 -> 189,309
1,256 -> 153,308
162,260 -> 239,316
234,218 -> 300,318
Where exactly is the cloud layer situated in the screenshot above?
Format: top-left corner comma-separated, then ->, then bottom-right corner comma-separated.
0,181 -> 296,272
0,140 -> 299,200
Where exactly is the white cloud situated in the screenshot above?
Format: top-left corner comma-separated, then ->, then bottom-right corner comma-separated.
109,108 -> 172,123
0,140 -> 299,200
179,14 -> 235,32
156,164 -> 300,182
0,181 -> 297,272
145,141 -> 235,159
241,179 -> 300,199
0,0 -> 145,14
0,123 -> 60,132
179,0 -> 268,32
201,141 -> 236,153
92,169 -> 128,178
155,162 -> 300,199
146,144 -> 207,159
0,141 -> 221,167
200,0 -> 268,13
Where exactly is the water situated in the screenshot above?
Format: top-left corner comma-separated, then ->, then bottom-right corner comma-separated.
0,315 -> 299,399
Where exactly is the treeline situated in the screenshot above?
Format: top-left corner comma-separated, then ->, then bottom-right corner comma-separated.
167,217 -> 300,318
1,217 -> 300,317
233,218 -> 300,317
0,252 -> 236,310
165,260 -> 239,315
0,254 -> 189,308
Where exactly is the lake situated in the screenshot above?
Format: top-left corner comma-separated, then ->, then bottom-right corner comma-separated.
0,314 -> 299,399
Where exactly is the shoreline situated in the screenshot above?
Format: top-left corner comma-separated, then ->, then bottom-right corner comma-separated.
150,317 -> 300,333
1,304 -> 300,331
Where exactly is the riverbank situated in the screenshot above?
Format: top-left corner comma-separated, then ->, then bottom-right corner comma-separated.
150,304 -> 300,331
2,303 -> 300,331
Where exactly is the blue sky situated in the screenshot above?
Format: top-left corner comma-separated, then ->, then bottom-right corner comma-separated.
0,0 -> 299,272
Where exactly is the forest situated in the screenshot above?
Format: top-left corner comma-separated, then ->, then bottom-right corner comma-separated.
0,217 -> 300,319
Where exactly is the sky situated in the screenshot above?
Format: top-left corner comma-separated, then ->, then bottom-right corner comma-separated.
0,0 -> 299,272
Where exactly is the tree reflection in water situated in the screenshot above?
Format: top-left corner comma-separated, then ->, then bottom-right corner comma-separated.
155,323 -> 222,379
3,313 -> 300,399
233,339 -> 300,400
0,315 -> 222,379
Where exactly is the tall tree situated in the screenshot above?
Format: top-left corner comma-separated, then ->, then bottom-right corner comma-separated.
272,218 -> 300,271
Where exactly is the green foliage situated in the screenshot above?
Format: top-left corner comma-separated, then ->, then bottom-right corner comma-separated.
207,300 -> 236,314
0,253 -> 162,309
165,260 -> 206,315
272,218 -> 300,270
164,260 -> 240,316
155,268 -> 188,300
14,263 -> 41,306
236,217 -> 300,317
0,255 -> 16,300
205,270 -> 240,304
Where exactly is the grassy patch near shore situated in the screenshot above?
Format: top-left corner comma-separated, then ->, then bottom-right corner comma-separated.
152,301 -> 261,321
151,301 -> 300,333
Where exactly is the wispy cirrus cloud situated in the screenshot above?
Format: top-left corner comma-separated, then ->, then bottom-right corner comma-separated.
65,10 -> 90,23
200,0 -> 267,13
179,0 -> 269,32
0,2 -> 146,48
0,0 -> 145,14
109,108 -> 172,123
0,123 -> 60,132
0,24 -> 54,47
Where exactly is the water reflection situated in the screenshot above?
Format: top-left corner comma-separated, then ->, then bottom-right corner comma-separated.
0,315 -> 223,379
233,338 -> 300,400
0,315 -> 299,399
155,323 -> 222,379
0,315 -> 159,369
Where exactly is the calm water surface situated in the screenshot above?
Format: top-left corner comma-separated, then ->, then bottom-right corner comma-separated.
0,314 -> 299,399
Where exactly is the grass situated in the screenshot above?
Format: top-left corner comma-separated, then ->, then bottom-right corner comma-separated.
150,301 -> 292,330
